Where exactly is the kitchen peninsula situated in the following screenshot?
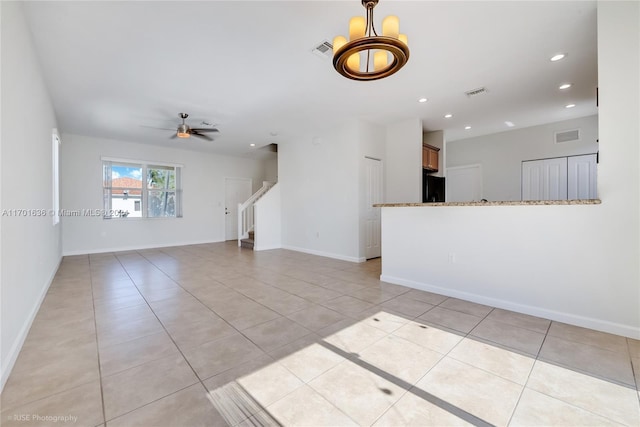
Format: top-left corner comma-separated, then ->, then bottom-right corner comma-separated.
375,199 -> 601,207
372,197 -> 637,339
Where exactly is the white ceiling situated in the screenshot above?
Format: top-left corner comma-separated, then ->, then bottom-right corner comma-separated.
22,1 -> 597,156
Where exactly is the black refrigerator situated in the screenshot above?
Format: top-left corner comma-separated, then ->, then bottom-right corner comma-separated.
423,173 -> 445,203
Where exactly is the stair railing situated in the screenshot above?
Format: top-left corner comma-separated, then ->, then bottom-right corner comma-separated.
238,181 -> 275,247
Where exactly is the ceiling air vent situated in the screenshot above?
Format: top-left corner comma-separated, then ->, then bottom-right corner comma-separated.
311,40 -> 333,59
555,129 -> 580,143
465,87 -> 488,97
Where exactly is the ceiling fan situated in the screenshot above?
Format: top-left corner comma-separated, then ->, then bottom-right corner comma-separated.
167,113 -> 219,141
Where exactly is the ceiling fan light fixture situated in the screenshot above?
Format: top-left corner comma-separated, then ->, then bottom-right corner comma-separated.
177,124 -> 190,138
333,0 -> 410,81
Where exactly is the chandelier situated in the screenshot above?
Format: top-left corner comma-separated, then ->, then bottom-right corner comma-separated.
333,0 -> 409,81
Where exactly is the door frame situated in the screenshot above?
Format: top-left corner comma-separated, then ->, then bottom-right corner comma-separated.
363,156 -> 383,260
224,177 -> 253,241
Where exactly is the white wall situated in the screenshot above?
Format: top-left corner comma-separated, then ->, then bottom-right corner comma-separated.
263,153 -> 278,183
385,118 -> 423,203
380,1 -> 639,338
61,134 -> 267,254
1,2 -> 62,389
447,115 -> 598,201
279,118 -> 425,262
279,119 -> 399,262
254,183 -> 281,251
279,123 -> 361,262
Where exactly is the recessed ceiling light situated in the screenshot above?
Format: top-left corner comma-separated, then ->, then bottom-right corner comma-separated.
559,83 -> 572,90
565,104 -> 576,108
464,126 -> 471,130
250,143 -> 256,147
444,114 -> 453,118
505,121 -> 515,127
418,97 -> 428,103
550,53 -> 567,62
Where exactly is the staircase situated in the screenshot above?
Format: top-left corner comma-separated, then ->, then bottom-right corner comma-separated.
237,181 -> 275,249
240,230 -> 255,249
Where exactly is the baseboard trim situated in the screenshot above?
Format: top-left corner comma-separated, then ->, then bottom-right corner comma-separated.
1,255 -> 62,392
282,245 -> 365,263
254,244 -> 282,251
62,239 -> 225,256
380,274 -> 640,339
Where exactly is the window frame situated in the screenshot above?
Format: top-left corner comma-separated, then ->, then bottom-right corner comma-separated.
52,130 -> 61,226
102,157 -> 183,220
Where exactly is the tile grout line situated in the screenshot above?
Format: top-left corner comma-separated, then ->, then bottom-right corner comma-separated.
100,383 -> 198,425
122,249 -> 304,425
539,325 -> 637,388
140,246 -> 378,349
105,252 -> 217,424
87,254 -> 109,427
134,249 -> 301,357
320,304 -> 458,425
504,314 -> 553,426
627,338 -> 640,406
509,319 -> 634,426
74,245 -> 636,427
146,246 -> 406,424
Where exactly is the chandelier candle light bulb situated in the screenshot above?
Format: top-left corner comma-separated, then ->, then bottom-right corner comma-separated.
382,15 -> 399,38
374,50 -> 387,71
349,16 -> 366,40
333,36 -> 347,52
333,0 -> 410,81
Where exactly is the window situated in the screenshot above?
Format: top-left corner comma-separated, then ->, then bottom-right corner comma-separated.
147,165 -> 178,218
52,130 -> 60,225
102,159 -> 182,219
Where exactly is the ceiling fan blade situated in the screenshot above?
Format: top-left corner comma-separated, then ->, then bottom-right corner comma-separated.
192,132 -> 213,141
190,128 -> 219,133
170,133 -> 178,139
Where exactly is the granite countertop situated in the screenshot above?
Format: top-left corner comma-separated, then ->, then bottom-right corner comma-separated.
374,199 -> 602,207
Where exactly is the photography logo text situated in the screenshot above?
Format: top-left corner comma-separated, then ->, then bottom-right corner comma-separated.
7,414 -> 78,423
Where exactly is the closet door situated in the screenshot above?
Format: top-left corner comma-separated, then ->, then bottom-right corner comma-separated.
544,157 -> 568,200
522,160 -> 545,200
568,154 -> 597,199
522,158 -> 568,201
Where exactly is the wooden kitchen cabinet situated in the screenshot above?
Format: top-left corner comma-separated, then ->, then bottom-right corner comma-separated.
422,144 -> 440,172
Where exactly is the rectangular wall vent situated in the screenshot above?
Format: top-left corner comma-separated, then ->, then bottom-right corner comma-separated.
311,40 -> 333,59
465,87 -> 488,97
555,129 -> 580,143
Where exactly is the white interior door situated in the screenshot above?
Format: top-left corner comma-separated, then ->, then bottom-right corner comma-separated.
568,154 -> 597,199
446,164 -> 482,202
545,157 -> 568,200
522,160 -> 545,200
522,157 -> 568,200
225,178 -> 252,241
364,158 -> 383,259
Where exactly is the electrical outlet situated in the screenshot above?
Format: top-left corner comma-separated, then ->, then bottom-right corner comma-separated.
316,231 -> 320,238
448,253 -> 456,263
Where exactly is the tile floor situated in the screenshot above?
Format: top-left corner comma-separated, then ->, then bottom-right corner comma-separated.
1,242 -> 639,426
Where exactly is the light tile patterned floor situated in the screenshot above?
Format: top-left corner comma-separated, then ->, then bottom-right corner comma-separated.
1,242 -> 639,426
